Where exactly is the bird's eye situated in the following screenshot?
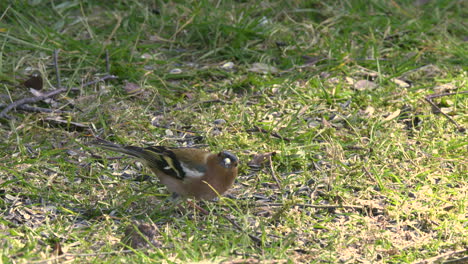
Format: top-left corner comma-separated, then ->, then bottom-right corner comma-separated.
218,151 -> 238,168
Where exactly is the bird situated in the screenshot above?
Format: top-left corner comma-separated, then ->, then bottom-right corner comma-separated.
91,139 -> 239,201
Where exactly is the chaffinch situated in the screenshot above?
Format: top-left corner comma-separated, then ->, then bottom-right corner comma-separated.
91,139 -> 238,200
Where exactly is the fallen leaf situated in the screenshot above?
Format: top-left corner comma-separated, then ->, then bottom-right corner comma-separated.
30,88 -> 59,107
363,106 -> 375,117
44,117 -> 89,131
181,92 -> 195,99
345,77 -> 355,85
220,258 -> 261,264
220,61 -> 235,70
122,222 -> 162,249
433,83 -> 457,93
440,107 -> 453,115
248,152 -> 276,169
213,119 -> 227,125
124,81 -> 143,95
23,72 -> 43,90
391,78 -> 410,88
384,109 -> 401,121
149,34 -> 173,43
354,80 -> 377,91
248,63 -> 278,74
51,241 -> 64,256
169,68 -> 182,74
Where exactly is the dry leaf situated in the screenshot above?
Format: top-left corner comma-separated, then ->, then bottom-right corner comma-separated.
149,34 -> 173,43
122,222 -> 162,249
248,63 -> 278,74
384,109 -> 401,121
124,81 -> 143,95
433,83 -> 457,93
44,117 -> 89,131
181,92 -> 195,99
169,68 -> 182,74
213,119 -> 226,125
391,78 -> 410,88
51,241 -> 64,256
321,117 -> 332,128
220,61 -> 235,70
440,107 -> 453,115
30,88 -> 59,107
248,152 -> 276,169
363,106 -> 375,117
354,80 -> 377,91
23,72 -> 43,90
326,77 -> 341,84
345,77 -> 355,85
220,258 -> 261,264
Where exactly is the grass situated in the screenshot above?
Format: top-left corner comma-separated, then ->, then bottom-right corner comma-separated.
0,0 -> 467,263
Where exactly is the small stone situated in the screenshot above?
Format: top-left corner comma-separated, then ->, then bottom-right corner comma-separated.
220,61 -> 234,70
165,129 -> 174,136
141,53 -> 152,59
213,119 -> 226,125
169,68 -> 182,74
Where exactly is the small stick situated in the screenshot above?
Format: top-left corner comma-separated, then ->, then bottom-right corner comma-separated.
266,203 -> 366,211
246,126 -> 291,142
426,91 -> 468,99
0,103 -> 71,114
54,49 -> 61,88
424,96 -> 464,131
0,88 -> 67,119
29,250 -> 133,264
219,214 -> 263,246
413,248 -> 467,264
268,155 -> 281,189
185,201 -> 263,245
0,74 -> 117,119
185,200 -> 209,215
171,99 -> 229,111
105,49 -> 110,74
81,74 -> 117,88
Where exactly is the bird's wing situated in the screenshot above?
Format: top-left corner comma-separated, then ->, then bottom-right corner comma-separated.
142,146 -> 187,180
169,148 -> 209,179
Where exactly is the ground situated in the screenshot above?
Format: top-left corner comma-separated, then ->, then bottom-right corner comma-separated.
0,1 -> 466,263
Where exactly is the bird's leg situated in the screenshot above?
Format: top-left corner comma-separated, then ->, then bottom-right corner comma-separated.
158,192 -> 181,211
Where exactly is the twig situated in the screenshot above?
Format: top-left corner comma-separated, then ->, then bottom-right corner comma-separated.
81,74 -> 117,88
219,214 -> 263,246
151,123 -> 202,134
426,91 -> 468,99
29,250 -> 133,264
444,256 -> 468,264
246,126 -> 291,142
54,49 -> 61,88
0,103 -> 71,114
412,248 -> 467,264
424,92 -> 467,132
184,201 -> 263,246
266,203 -> 366,211
105,49 -> 110,74
0,74 -> 117,119
268,155 -> 281,189
186,200 -> 209,215
0,88 -> 67,119
171,99 -> 229,111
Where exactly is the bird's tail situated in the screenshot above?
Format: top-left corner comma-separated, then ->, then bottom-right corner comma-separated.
90,138 -> 148,159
